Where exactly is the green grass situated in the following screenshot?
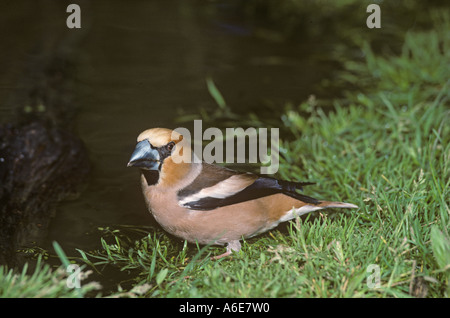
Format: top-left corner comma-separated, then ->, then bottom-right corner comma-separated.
0,244 -> 101,298
69,13 -> 449,298
1,7 -> 448,299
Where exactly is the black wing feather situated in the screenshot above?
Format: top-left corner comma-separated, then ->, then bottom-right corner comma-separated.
181,175 -> 319,211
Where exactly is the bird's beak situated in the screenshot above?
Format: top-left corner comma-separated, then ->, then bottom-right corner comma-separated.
127,140 -> 160,170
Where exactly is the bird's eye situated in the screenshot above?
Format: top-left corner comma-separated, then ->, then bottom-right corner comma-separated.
167,142 -> 175,151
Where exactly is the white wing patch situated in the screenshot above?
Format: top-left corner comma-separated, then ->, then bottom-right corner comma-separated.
178,175 -> 252,207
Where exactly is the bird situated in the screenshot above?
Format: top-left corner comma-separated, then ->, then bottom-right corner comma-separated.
127,128 -> 358,259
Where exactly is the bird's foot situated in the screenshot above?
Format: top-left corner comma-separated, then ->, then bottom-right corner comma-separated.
211,240 -> 241,260
210,250 -> 232,260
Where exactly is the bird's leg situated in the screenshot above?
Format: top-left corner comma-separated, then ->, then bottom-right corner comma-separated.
211,240 -> 241,260
211,250 -> 231,260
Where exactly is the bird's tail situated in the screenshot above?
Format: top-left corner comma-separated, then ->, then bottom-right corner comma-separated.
287,199 -> 358,220
278,179 -> 358,209
286,191 -> 358,209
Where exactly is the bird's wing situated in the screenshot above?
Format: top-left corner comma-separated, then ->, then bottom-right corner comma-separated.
177,163 -> 318,211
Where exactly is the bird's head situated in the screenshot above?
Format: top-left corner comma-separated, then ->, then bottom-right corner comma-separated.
128,128 -> 193,186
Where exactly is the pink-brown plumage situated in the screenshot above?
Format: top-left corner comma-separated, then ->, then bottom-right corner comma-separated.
128,128 -> 358,259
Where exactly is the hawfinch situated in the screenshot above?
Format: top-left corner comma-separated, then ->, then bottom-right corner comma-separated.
128,128 -> 358,259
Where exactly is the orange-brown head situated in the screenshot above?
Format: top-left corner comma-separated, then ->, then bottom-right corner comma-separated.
128,128 -> 193,187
